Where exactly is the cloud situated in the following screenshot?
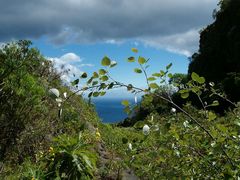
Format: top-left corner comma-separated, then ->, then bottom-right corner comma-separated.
139,29 -> 200,56
48,53 -> 93,83
59,53 -> 82,62
0,0 -> 218,55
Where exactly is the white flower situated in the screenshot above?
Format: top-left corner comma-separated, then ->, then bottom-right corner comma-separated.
49,88 -> 60,98
128,143 -> 132,151
134,95 -> 138,104
143,124 -> 150,135
211,141 -> 216,147
63,92 -> 67,98
209,82 -> 214,87
55,98 -> 63,103
58,108 -> 62,118
183,120 -> 189,128
58,103 -> 61,107
171,107 -> 176,113
175,150 -> 180,157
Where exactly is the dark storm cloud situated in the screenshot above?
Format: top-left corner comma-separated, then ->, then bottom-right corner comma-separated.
0,0 -> 218,55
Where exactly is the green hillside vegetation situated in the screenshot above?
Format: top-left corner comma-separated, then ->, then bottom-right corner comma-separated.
188,0 -> 240,103
1,0 -> 240,179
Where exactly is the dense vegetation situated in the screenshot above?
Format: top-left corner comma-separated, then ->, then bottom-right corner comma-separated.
1,0 -> 240,179
188,0 -> 240,103
0,41 -> 100,179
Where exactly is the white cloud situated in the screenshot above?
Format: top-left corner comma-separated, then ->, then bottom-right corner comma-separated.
59,53 -> 82,62
0,0 -> 219,56
139,29 -> 200,56
48,52 -> 93,83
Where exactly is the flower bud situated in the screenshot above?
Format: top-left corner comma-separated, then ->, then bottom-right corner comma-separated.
143,124 -> 150,135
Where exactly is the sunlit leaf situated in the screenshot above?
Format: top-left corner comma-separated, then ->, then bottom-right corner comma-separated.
100,76 -> 108,81
134,68 -> 142,73
138,56 -> 146,64
99,69 -> 107,75
147,77 -> 156,81
131,48 -> 138,53
149,83 -> 159,89
101,56 -> 111,66
152,73 -> 161,77
93,72 -> 99,78
121,100 -> 130,106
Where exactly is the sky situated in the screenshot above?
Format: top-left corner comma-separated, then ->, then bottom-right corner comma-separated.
0,0 -> 219,98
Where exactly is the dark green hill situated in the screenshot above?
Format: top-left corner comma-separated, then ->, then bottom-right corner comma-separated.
188,0 -> 240,102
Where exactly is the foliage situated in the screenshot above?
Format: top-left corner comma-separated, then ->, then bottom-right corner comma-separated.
44,133 -> 97,180
1,4 -> 240,177
67,45 -> 240,179
188,0 -> 240,103
0,40 -> 100,179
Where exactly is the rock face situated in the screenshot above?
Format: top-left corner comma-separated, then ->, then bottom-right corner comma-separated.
188,0 -> 240,101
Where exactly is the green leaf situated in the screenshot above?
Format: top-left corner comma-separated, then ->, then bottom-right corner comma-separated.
100,83 -> 107,90
100,76 -> 108,81
134,68 -> 142,73
152,73 -> 161,77
100,91 -> 106,96
99,69 -> 107,75
216,124 -> 227,133
124,106 -> 131,114
147,77 -> 156,81
149,83 -> 159,89
198,77 -> 205,84
134,121 -> 145,129
93,92 -> 99,97
181,92 -> 189,99
191,72 -> 200,82
160,70 -> 165,76
121,100 -> 130,106
71,79 -> 79,86
108,82 -> 114,89
208,111 -> 217,121
191,86 -> 199,93
93,72 -> 99,78
131,48 -> 138,53
128,56 -> 135,62
92,81 -> 98,86
87,77 -> 93,84
101,56 -> 111,66
81,72 -> 87,78
168,73 -> 173,78
212,100 -> 219,106
138,56 -> 146,64
166,63 -> 172,70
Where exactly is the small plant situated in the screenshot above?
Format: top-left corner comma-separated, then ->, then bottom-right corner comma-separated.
44,133 -> 97,179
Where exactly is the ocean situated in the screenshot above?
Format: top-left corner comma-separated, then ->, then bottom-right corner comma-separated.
93,98 -> 130,123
